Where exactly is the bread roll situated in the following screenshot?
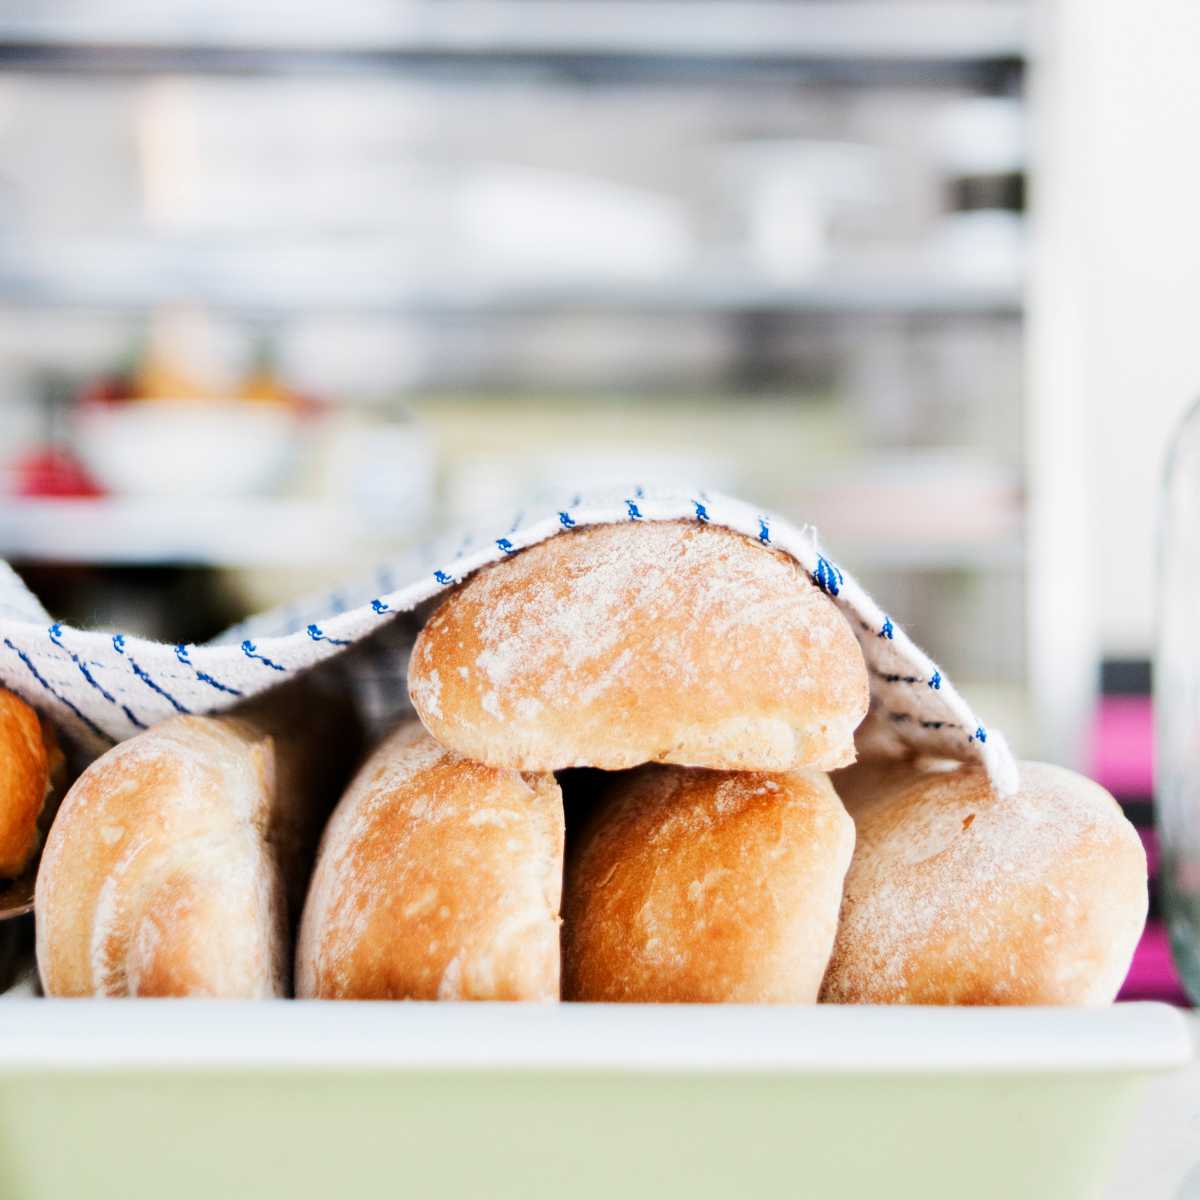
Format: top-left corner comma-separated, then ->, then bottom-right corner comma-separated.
408,521 -> 869,773
562,764 -> 855,1003
822,761 -> 1148,1005
297,723 -> 564,1001
36,687 -> 354,999
828,754 -> 958,814
0,688 -> 53,879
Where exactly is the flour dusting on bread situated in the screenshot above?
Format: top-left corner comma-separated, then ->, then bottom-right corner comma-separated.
409,522 -> 869,773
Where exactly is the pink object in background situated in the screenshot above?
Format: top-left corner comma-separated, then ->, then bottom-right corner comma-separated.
1119,831 -> 1187,1003
1120,922 -> 1189,1004
1085,693 -> 1190,1002
1142,826 -> 1161,879
1088,694 -> 1154,798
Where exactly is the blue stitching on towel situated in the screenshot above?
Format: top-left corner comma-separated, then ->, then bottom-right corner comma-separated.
972,726 -> 988,744
496,538 -> 516,555
626,500 -> 643,520
241,640 -> 285,672
879,617 -> 894,640
49,624 -> 145,729
4,637 -> 109,740
307,624 -> 351,648
929,671 -> 941,690
758,518 -> 771,544
433,570 -> 455,586
114,637 -> 191,714
558,511 -> 576,529
126,660 -> 191,713
371,599 -> 390,615
812,556 -> 842,597
174,643 -> 242,697
693,500 -> 710,523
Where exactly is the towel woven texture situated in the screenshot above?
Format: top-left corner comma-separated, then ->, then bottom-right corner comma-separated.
0,488 -> 1018,795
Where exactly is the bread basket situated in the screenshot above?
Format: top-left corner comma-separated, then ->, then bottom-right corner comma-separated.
0,488 -> 1192,1199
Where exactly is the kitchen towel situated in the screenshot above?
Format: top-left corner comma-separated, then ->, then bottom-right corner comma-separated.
0,487 -> 1018,794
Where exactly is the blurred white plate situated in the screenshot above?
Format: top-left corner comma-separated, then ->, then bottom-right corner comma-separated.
74,400 -> 299,498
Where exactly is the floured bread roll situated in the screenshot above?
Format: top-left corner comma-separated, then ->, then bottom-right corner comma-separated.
40,718 -> 294,997
408,521 -> 869,772
562,764 -> 854,1003
36,685 -> 357,999
822,761 -> 1148,1005
297,723 -> 564,1001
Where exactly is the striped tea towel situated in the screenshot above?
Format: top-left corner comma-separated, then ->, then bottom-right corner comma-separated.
0,487 -> 1018,795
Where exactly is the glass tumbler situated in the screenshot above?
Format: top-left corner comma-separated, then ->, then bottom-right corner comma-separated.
1157,394 -> 1200,1002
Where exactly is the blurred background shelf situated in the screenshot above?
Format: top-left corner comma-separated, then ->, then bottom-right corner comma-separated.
0,3 -> 1029,75
0,0 -> 1035,738
0,247 -> 1023,316
0,497 -> 375,568
0,474 -> 1023,570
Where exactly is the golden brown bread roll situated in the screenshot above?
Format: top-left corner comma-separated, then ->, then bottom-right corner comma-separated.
408,521 -> 869,773
36,688 -> 355,998
0,688 -> 54,879
296,723 -> 564,1001
562,764 -> 855,1003
821,760 -> 1148,1005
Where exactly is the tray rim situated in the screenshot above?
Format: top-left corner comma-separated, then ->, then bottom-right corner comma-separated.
0,999 -> 1191,1076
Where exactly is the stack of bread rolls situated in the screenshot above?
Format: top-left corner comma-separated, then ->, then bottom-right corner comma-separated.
35,521 -> 1149,1004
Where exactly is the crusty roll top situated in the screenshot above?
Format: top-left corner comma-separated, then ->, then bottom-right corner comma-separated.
408,521 -> 869,773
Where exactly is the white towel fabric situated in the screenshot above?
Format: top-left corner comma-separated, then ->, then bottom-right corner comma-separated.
0,487 -> 1018,795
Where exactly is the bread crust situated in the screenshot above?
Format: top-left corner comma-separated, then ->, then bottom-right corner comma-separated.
296,723 -> 564,1001
822,761 -> 1148,1005
0,688 -> 50,878
36,716 -> 284,997
35,702 -> 347,999
563,764 -> 855,1003
408,522 -> 869,773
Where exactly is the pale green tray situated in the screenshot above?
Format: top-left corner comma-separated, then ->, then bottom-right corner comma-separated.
0,1002 -> 1190,1200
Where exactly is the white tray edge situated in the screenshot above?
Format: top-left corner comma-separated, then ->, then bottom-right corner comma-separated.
0,1000 -> 1191,1075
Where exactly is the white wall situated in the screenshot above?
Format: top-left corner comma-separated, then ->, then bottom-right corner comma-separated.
1027,0 -> 1200,760
1040,1 -> 1200,659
